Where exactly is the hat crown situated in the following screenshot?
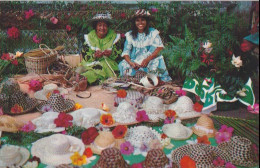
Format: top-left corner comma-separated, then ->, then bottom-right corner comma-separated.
113,102 -> 136,123
47,134 -> 71,155
144,149 -> 169,167
0,78 -> 20,95
173,96 -> 194,112
143,96 -> 164,114
0,145 -> 22,164
196,115 -> 214,129
92,13 -> 112,20
169,123 -> 187,137
43,84 -> 58,94
95,131 -> 115,148
134,9 -> 151,17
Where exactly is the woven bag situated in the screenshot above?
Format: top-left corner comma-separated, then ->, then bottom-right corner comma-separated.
24,44 -> 57,74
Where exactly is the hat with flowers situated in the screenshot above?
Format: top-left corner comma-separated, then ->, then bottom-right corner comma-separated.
34,83 -> 68,101
131,9 -> 154,21
88,13 -> 115,25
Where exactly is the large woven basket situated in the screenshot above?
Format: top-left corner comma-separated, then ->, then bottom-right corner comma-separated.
24,44 -> 57,74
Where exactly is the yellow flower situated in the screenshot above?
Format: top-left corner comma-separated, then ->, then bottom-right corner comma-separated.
70,152 -> 87,166
74,103 -> 83,110
15,51 -> 23,58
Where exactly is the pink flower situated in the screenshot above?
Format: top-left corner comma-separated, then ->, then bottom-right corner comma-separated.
151,8 -> 158,13
61,130 -> 67,134
225,162 -> 236,168
0,107 -> 3,115
7,26 -> 20,39
120,33 -> 125,38
11,59 -> 18,66
29,80 -> 42,91
164,117 -> 175,124
247,103 -> 259,114
131,163 -> 143,168
215,132 -> 232,144
1,53 -> 11,60
50,17 -> 58,24
120,141 -> 134,155
136,110 -> 149,122
175,88 -> 186,96
25,9 -> 34,20
33,35 -> 42,44
66,25 -> 71,32
20,121 -> 36,132
213,157 -> 225,166
219,125 -> 234,134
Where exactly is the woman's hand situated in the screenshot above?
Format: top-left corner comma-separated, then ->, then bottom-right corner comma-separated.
140,58 -> 151,68
129,61 -> 140,70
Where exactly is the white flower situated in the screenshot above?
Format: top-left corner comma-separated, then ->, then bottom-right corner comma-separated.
186,138 -> 198,144
237,88 -> 247,97
23,161 -> 38,168
203,40 -> 212,49
231,54 -> 243,68
161,138 -> 174,149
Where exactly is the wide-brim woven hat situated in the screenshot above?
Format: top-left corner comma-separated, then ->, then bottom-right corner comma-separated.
171,144 -> 231,168
192,114 -> 217,138
34,83 -> 68,101
31,134 -> 85,166
86,131 -> 124,155
87,13 -> 115,25
142,149 -> 170,168
93,147 -> 130,168
0,115 -> 24,132
131,9 -> 154,21
0,145 -> 30,168
162,121 -> 193,140
32,112 -> 65,133
218,136 -> 259,167
168,96 -> 201,120
36,93 -> 75,113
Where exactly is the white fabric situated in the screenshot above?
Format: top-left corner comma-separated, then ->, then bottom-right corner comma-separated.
112,102 -> 137,123
194,124 -> 214,134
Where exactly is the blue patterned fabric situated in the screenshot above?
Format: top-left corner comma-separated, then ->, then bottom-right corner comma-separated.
118,28 -> 172,82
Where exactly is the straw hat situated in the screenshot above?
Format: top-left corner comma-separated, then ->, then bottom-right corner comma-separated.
143,149 -> 170,168
114,90 -> 144,109
93,147 -> 130,168
34,83 -> 68,101
88,13 -> 114,25
87,131 -> 125,155
141,96 -> 167,121
192,114 -> 217,138
70,108 -> 107,128
112,102 -> 137,124
131,9 -> 154,21
0,145 -> 30,168
36,93 -> 75,113
32,112 -> 65,133
31,134 -> 85,166
0,115 -> 24,132
168,96 -> 201,120
218,136 -> 259,167
162,120 -> 193,140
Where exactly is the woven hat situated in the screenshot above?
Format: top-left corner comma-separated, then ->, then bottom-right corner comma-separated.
142,149 -> 170,168
131,9 -> 154,20
0,115 -> 24,132
149,84 -> 179,104
168,96 -> 201,120
218,136 -> 259,167
31,134 -> 85,166
162,120 -> 193,140
34,83 -> 68,101
88,13 -> 114,25
93,147 -> 130,168
0,79 -> 38,115
125,126 -> 161,148
0,145 -> 30,168
87,131 -> 124,155
142,96 -> 167,121
114,90 -> 144,109
32,112 -> 65,133
192,114 -> 217,138
112,102 -> 137,124
36,93 -> 75,113
70,108 -> 107,128
171,144 -> 231,168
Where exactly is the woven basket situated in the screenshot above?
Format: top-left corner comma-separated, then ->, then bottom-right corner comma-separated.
24,44 -> 57,74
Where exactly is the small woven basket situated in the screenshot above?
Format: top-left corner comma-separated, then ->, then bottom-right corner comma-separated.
24,44 -> 57,74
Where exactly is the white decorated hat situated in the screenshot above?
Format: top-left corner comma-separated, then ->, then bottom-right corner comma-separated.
34,83 -> 68,101
162,119 -> 193,140
32,112 -> 65,133
112,102 -> 137,124
168,96 -> 201,120
31,134 -> 85,166
70,108 -> 107,129
0,145 -> 30,168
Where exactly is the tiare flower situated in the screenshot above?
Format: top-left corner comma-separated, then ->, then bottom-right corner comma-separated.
231,54 -> 243,68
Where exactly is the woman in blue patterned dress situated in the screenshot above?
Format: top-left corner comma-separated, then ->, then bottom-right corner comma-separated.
118,9 -> 172,82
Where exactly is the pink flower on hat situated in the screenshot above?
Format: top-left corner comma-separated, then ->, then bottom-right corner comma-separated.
213,157 -> 225,166
29,79 -> 43,91
136,110 -> 149,122
225,162 -> 236,168
247,103 -> 259,114
20,121 -> 36,132
54,112 -> 73,128
120,141 -> 134,155
175,88 -> 186,96
215,132 -> 232,144
50,17 -> 58,24
219,125 -> 234,134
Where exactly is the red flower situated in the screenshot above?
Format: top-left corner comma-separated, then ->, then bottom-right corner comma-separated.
193,102 -> 203,112
81,127 -> 99,145
50,17 -> 58,24
83,147 -> 93,158
120,12 -> 126,19
180,156 -> 196,168
54,112 -> 73,128
112,125 -> 127,139
200,53 -> 214,65
151,8 -> 158,13
25,9 -> 34,20
100,113 -> 115,126
11,59 -> 18,66
66,25 -> 71,32
7,26 -> 20,39
1,53 -> 11,60
240,40 -> 254,52
164,110 -> 176,118
117,89 -> 127,98
120,33 -> 126,38
161,133 -> 167,139
197,135 -> 211,145
29,80 -> 43,91
11,104 -> 23,113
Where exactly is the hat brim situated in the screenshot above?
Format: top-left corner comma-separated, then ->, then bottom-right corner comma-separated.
192,126 -> 217,138
0,146 -> 30,168
36,99 -> 75,113
4,97 -> 38,115
34,88 -> 68,101
0,115 -> 24,132
87,18 -> 115,25
162,124 -> 193,140
31,135 -> 85,166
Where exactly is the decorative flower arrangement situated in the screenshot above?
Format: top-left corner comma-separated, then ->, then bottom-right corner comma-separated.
197,135 -> 211,145
136,110 -> 149,122
120,141 -> 134,155
54,112 -> 73,128
29,79 -> 42,92
180,156 -> 196,168
7,26 -> 20,39
81,127 -> 99,145
112,125 -> 128,139
11,104 -> 23,113
70,152 -> 87,166
100,113 -> 115,126
20,121 -> 36,132
193,102 -> 203,112
247,103 -> 259,114
117,89 -> 127,98
215,125 -> 233,144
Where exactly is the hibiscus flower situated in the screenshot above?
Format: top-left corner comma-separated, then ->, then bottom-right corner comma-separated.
1,53 -> 11,60
83,147 -> 93,158
50,17 -> 58,24
29,80 -> 42,91
32,35 -> 42,44
164,109 -> 176,118
66,25 -> 71,32
225,162 -> 237,168
112,125 -> 127,139
193,102 -> 203,112
100,113 -> 114,126
11,59 -> 18,66
25,9 -> 34,20
215,132 -> 231,144
180,156 -> 196,168
175,88 -> 186,96
136,110 -> 149,122
81,127 -> 99,145
213,157 -> 225,166
117,89 -> 127,98
20,121 -> 36,132
131,163 -> 143,168
54,112 -> 73,128
219,125 -> 234,134
247,103 -> 259,114
197,135 -> 211,145
7,26 -> 20,39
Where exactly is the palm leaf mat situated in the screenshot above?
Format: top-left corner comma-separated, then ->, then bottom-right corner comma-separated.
211,115 -> 259,147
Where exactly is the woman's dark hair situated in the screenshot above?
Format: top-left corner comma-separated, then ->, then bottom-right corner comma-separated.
92,20 -> 110,30
130,16 -> 150,39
